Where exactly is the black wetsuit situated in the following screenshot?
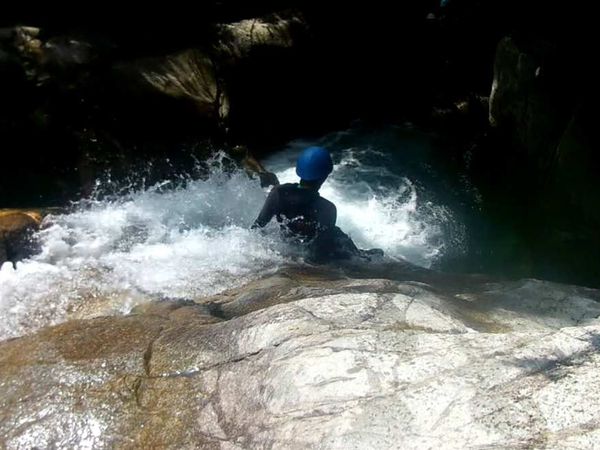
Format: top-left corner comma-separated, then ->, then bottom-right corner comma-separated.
253,183 -> 382,262
253,183 -> 336,240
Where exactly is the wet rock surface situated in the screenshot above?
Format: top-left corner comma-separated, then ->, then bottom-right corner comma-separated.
0,210 -> 43,267
2,267 -> 600,449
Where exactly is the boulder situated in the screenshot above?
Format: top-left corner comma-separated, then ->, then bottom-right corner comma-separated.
2,269 -> 600,448
489,35 -> 578,172
0,210 -> 42,266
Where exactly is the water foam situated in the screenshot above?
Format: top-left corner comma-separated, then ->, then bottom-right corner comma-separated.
1,137 -> 462,340
0,155 -> 288,339
265,143 -> 456,267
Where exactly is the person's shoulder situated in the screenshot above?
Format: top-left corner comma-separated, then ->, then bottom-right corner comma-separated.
268,183 -> 289,193
275,183 -> 299,193
318,195 -> 336,211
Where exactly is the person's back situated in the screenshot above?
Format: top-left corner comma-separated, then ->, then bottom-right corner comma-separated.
252,146 -> 383,262
253,182 -> 336,240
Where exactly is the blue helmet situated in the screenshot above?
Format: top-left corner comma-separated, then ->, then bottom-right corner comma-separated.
296,146 -> 333,181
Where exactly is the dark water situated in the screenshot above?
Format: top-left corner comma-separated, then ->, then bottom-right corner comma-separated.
269,123 -> 599,287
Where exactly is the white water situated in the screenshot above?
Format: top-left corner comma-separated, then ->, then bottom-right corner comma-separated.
0,142 -> 462,340
265,142 -> 456,266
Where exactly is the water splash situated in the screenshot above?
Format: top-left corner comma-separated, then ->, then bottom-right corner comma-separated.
1,133 -> 464,340
265,138 -> 462,267
0,154 -> 288,339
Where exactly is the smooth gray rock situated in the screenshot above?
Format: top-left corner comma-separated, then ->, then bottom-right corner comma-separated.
1,272 -> 600,449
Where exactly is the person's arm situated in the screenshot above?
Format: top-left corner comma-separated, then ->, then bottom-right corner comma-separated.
328,204 -> 337,229
252,186 -> 280,228
319,199 -> 337,230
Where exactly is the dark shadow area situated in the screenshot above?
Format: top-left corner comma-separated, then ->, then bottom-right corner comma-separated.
2,0 -> 598,287
509,331 -> 600,381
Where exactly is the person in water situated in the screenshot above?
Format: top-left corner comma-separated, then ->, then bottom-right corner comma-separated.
252,146 -> 383,262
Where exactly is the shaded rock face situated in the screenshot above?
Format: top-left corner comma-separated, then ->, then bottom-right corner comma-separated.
483,34 -> 599,286
0,11 -> 306,207
488,32 -> 594,183
117,49 -> 229,132
111,11 -> 307,142
554,101 -> 600,224
2,268 -> 600,448
214,12 -> 305,62
2,2 -> 594,207
3,2 -> 586,207
489,36 -> 577,172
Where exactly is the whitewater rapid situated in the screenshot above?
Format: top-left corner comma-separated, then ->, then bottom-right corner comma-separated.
0,138 -> 463,340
